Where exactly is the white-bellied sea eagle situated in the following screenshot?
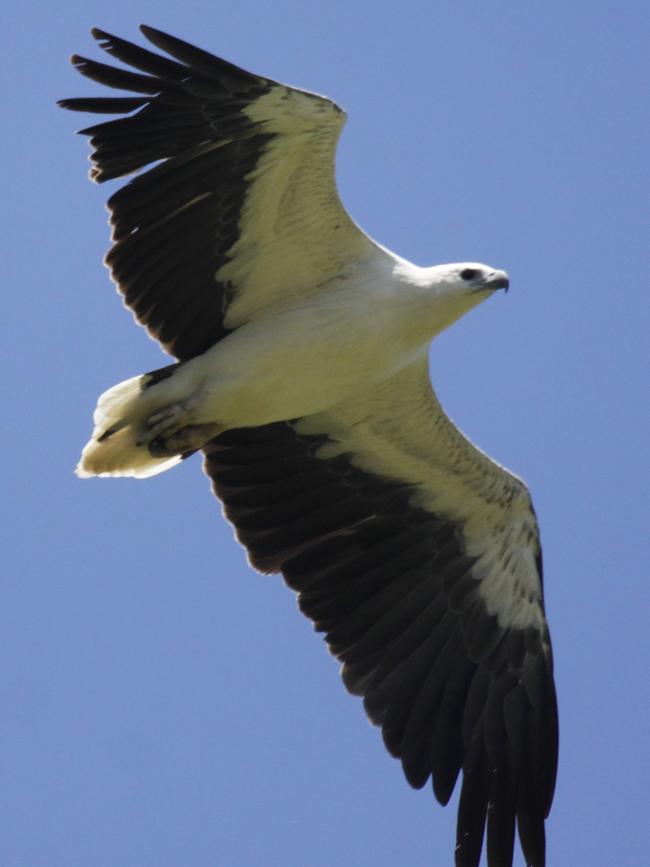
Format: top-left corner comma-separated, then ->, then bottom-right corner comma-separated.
60,26 -> 558,867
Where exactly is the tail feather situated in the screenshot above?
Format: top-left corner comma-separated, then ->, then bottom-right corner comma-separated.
76,371 -> 183,479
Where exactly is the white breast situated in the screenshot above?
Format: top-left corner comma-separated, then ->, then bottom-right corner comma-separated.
190,259 -> 436,428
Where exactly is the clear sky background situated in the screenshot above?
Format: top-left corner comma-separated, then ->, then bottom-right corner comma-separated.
2,2 -> 648,866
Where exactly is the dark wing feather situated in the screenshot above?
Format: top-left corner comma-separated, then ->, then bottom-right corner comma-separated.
59,27 -> 272,359
202,380 -> 558,867
60,27 -> 372,360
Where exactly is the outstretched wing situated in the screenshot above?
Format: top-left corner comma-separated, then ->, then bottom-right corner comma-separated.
59,26 -> 378,360
203,359 -> 558,867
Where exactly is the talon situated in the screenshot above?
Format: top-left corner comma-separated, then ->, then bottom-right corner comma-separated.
148,436 -> 174,457
148,423 -> 222,457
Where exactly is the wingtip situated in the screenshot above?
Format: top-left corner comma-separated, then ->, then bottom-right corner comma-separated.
56,98 -> 89,118
139,24 -> 162,41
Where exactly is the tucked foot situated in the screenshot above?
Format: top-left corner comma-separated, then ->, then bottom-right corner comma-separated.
148,422 -> 223,457
139,401 -> 193,443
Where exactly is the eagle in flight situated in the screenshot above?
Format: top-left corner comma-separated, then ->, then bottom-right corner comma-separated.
60,26 -> 558,867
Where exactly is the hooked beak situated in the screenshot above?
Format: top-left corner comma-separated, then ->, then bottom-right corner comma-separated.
483,270 -> 510,292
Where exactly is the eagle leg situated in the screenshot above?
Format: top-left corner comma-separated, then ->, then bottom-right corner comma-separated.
134,400 -> 220,456
148,422 -> 223,457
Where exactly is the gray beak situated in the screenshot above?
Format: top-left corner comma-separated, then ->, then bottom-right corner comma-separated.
484,270 -> 510,292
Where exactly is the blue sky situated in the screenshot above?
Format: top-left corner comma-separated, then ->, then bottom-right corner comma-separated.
2,1 -> 648,866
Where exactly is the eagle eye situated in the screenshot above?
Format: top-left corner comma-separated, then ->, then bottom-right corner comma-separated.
460,268 -> 480,281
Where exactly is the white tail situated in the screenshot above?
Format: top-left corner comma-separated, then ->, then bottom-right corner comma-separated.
76,374 -> 182,479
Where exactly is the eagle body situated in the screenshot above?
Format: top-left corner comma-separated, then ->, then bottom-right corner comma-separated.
61,26 -> 558,867
80,255 -> 501,478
